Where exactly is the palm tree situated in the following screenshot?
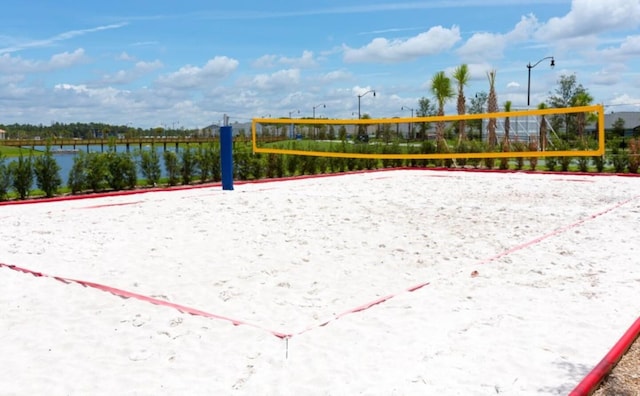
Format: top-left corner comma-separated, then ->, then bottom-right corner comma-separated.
486,70 -> 498,148
430,71 -> 455,146
572,91 -> 594,143
503,100 -> 512,148
538,102 -> 549,151
499,100 -> 513,170
452,64 -> 470,143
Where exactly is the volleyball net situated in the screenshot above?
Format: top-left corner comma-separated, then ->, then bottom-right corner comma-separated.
250,105 -> 605,160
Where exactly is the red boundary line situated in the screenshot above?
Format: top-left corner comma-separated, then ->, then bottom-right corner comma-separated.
0,262 -> 291,339
569,317 -> 640,395
0,167 -> 638,207
2,167 -> 639,390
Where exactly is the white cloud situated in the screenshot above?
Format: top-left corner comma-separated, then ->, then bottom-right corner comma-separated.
0,49 -> 87,74
279,50 -> 318,68
118,52 -> 136,61
252,54 -> 277,68
598,35 -> 640,61
343,25 -> 461,63
249,69 -> 300,90
156,56 -> 238,89
319,69 -> 352,84
457,32 -> 506,62
49,49 -> 88,69
253,51 -> 318,69
101,60 -> 163,84
458,14 -> 538,62
606,93 -> 640,111
506,14 -> 539,41
537,0 -> 640,41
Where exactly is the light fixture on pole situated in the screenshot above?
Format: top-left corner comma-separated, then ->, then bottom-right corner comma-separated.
357,90 -> 376,119
401,106 -> 414,139
527,56 -> 554,107
312,103 -> 325,119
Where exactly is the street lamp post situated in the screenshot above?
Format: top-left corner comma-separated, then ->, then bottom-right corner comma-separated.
312,103 -> 325,119
289,109 -> 299,139
401,106 -> 415,139
312,104 -> 325,140
357,90 -> 376,119
527,56 -> 555,107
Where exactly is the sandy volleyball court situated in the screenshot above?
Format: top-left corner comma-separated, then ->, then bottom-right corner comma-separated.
1,169 -> 639,395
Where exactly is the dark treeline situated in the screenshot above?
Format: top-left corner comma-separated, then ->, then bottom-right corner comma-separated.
0,122 -> 194,140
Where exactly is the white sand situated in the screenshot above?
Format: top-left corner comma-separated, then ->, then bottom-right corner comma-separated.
1,169 -> 639,395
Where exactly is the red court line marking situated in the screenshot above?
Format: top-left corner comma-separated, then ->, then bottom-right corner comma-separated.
0,262 -> 291,339
1,193 -> 637,341
294,281 -> 430,336
77,201 -> 144,209
552,178 -> 595,183
474,194 -> 640,267
2,170 -> 639,343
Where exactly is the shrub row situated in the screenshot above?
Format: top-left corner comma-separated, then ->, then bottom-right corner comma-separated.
0,138 -> 638,202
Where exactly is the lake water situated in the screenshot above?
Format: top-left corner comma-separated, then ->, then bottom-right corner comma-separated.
4,144 -> 175,187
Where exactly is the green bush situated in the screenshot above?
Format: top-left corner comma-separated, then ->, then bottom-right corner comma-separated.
610,148 -> 628,173
512,142 -> 526,170
179,147 -> 197,185
163,150 -> 180,186
195,142 -> 220,182
138,148 -> 161,186
106,151 -> 137,191
466,141 -> 482,169
68,151 -> 87,194
592,155 -> 605,173
0,154 -> 11,201
33,145 -> 62,198
265,153 -> 285,178
545,156 -> 558,171
85,152 -> 110,192
557,141 -> 572,171
9,153 -> 33,200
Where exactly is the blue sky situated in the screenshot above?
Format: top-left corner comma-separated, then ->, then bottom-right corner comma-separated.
1,0 -> 639,129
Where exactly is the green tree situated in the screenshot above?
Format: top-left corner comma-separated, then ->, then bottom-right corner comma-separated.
486,70 -> 499,148
417,96 -> 437,140
547,74 -> 590,136
452,64 -> 470,142
469,92 -> 488,140
611,117 -> 626,138
572,90 -> 594,142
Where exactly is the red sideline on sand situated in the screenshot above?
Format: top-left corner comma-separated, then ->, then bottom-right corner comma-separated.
569,316 -> 640,395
